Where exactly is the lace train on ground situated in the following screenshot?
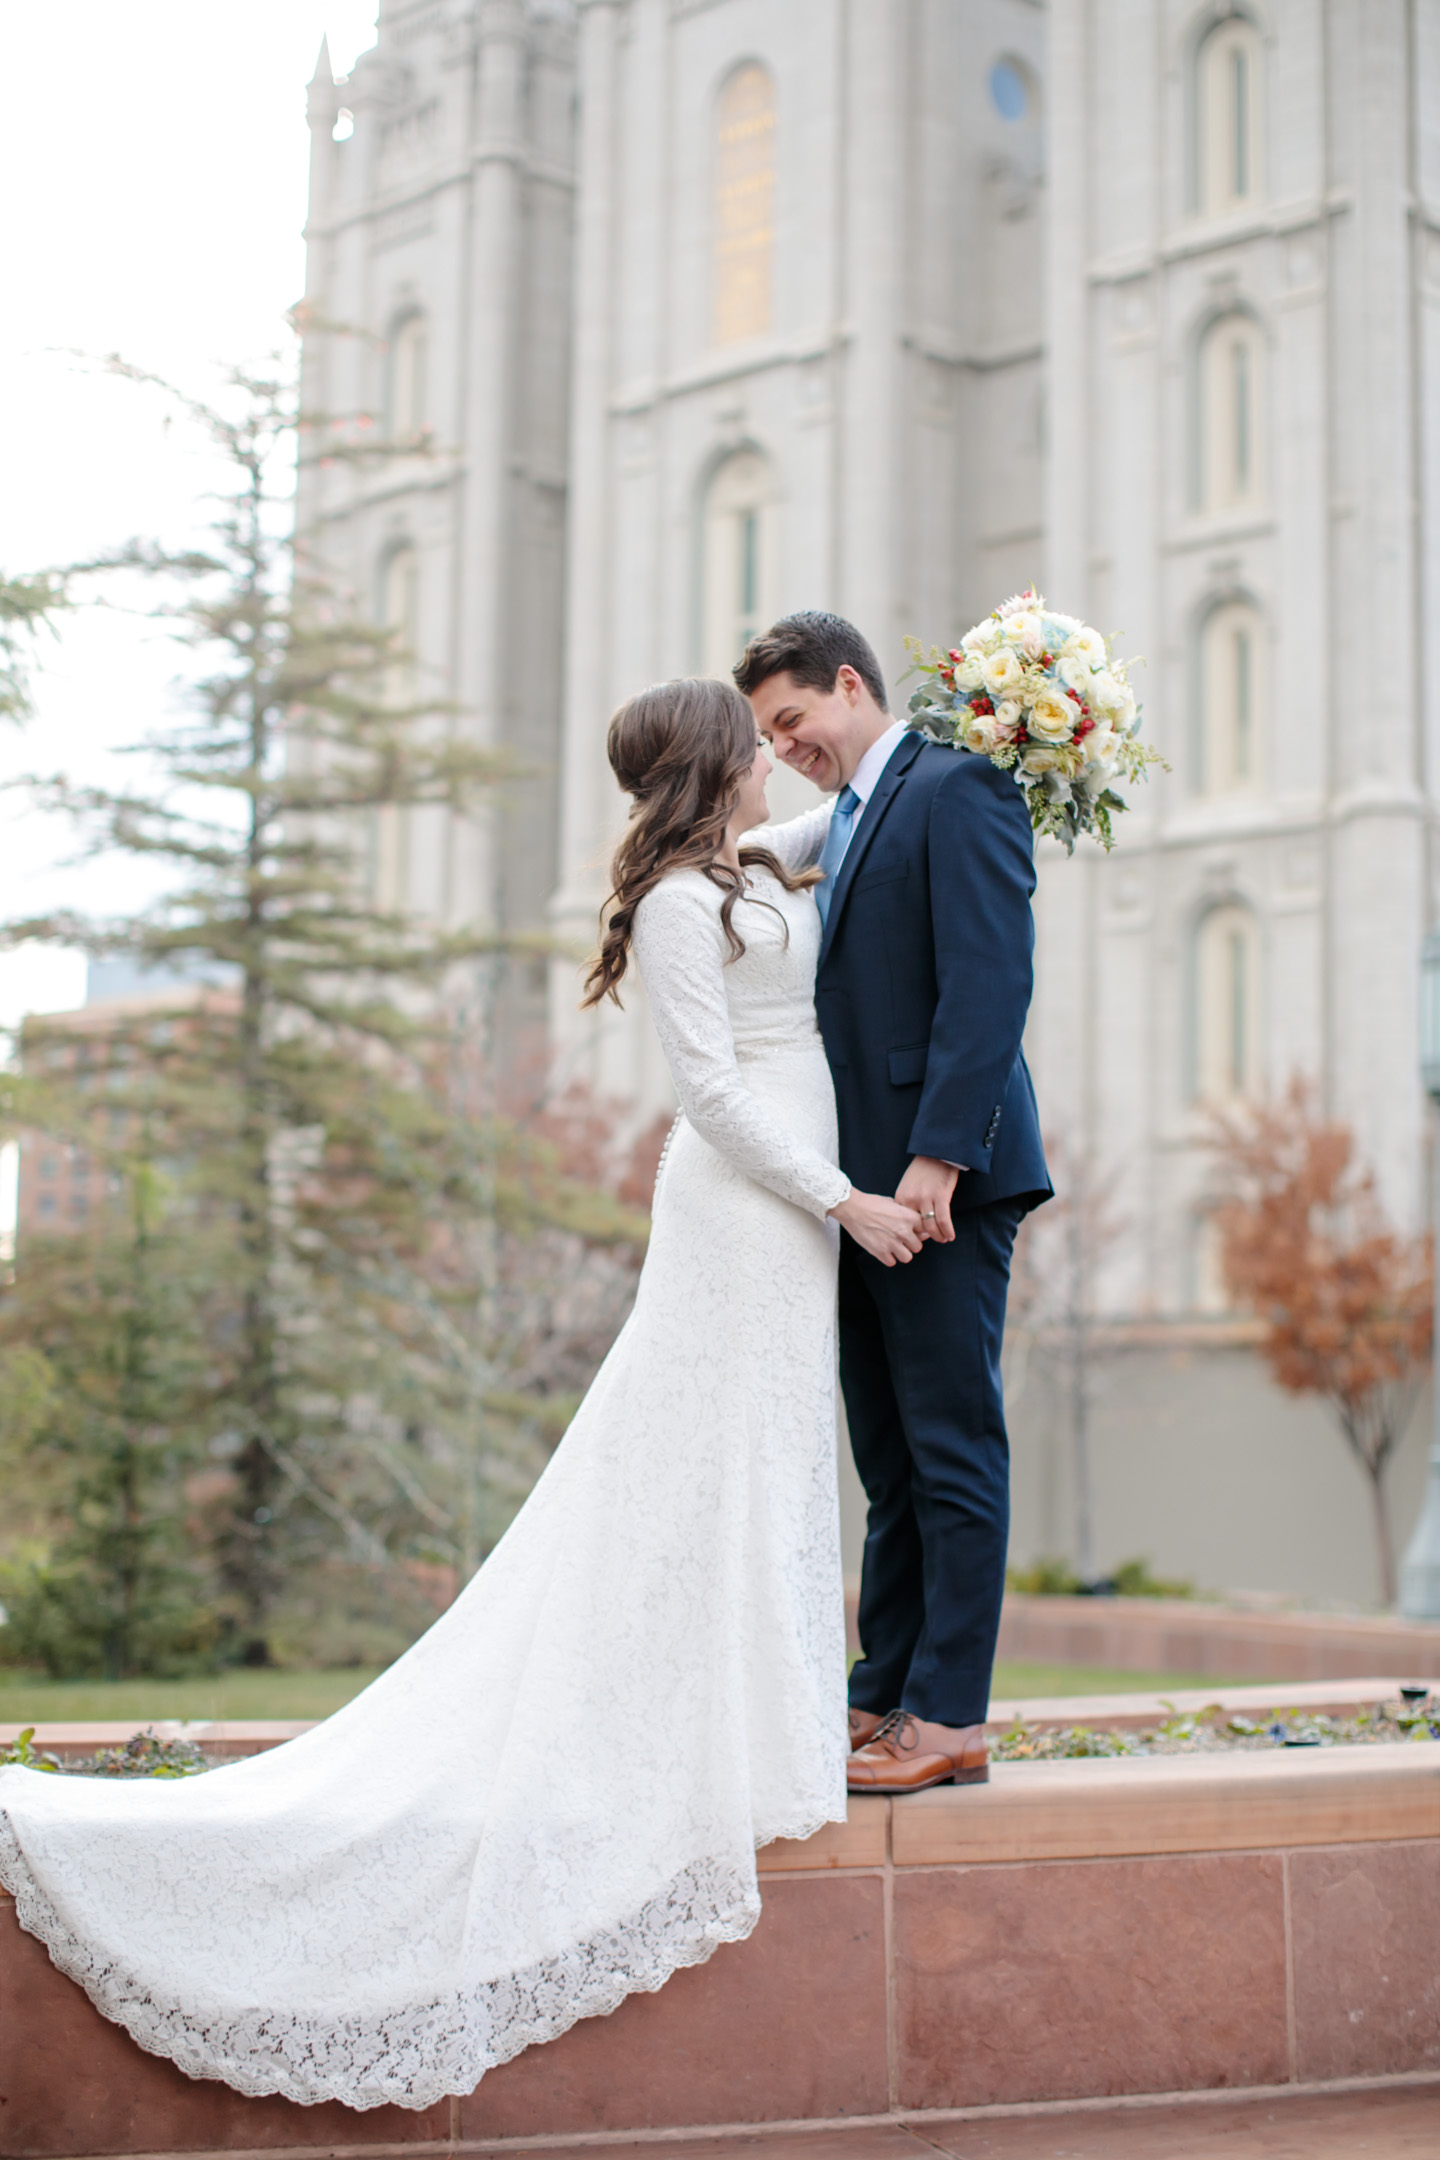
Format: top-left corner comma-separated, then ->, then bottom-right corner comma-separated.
0,849 -> 848,2108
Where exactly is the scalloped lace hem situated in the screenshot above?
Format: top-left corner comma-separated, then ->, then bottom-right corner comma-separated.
0,1804 -> 840,2112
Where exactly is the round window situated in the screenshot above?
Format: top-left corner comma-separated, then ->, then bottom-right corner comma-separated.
988,58 -> 1030,122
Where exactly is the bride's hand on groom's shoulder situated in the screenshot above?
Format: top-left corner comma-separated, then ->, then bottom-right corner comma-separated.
828,1189 -> 926,1266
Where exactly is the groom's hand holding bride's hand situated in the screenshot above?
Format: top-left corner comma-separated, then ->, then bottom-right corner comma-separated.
895,1156 -> 960,1243
829,1190 -> 926,1266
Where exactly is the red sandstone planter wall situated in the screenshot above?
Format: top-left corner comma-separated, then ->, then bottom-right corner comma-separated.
2,1742 -> 1437,2158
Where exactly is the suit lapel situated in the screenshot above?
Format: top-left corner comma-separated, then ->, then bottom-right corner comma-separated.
818,729 -> 924,967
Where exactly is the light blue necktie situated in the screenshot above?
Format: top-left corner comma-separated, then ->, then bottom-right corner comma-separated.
815,785 -> 861,928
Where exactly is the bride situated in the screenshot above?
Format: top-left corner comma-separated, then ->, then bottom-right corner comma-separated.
0,677 -> 922,2113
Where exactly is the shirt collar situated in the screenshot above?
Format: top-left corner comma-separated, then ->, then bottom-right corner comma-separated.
847,720 -> 908,807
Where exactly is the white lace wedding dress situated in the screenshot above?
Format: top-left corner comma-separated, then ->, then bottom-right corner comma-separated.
0,814 -> 850,2113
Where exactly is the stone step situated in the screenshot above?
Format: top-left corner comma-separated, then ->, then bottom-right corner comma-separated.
2,1744 -> 1437,2155
462,2083 -> 1440,2159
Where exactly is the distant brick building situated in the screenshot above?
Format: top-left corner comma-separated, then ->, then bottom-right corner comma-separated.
14,985 -> 238,1249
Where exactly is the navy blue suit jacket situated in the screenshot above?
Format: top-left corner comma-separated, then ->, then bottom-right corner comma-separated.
814,731 -> 1052,1213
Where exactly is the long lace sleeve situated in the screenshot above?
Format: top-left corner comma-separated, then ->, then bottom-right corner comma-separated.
632,876 -> 851,1221
750,800 -> 832,873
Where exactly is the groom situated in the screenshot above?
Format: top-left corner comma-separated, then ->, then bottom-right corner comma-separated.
738,611 -> 1051,1793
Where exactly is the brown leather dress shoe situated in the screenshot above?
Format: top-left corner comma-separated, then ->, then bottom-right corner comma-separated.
846,1710 -> 989,1792
848,1706 -> 885,1753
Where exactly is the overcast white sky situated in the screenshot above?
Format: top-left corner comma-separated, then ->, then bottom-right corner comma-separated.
0,1 -> 380,1029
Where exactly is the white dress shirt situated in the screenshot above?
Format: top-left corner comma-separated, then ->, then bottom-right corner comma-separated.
846,719 -> 909,812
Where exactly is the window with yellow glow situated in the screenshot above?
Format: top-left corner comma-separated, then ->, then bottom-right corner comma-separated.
713,64 -> 775,346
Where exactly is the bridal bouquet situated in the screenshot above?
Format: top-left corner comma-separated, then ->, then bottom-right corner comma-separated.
904,589 -> 1165,851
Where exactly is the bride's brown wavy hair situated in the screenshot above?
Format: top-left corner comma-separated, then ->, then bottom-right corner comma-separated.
581,677 -> 821,1008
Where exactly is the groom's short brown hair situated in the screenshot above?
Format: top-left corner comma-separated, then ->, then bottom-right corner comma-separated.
733,610 -> 889,713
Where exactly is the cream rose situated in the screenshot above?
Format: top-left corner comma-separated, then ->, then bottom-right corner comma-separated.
1028,686 -> 1078,741
993,698 -> 1024,739
982,647 -> 1025,697
1020,742 -> 1066,775
963,714 -> 1003,755
952,652 -> 985,692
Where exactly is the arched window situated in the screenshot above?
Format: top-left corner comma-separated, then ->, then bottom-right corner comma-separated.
1189,1210 -> 1232,1314
381,543 -> 419,679
701,450 -> 776,675
373,544 -> 419,909
713,64 -> 775,346
1197,15 -> 1263,216
1198,312 -> 1264,513
1194,902 -> 1261,1102
387,310 -> 428,442
1199,599 -> 1264,793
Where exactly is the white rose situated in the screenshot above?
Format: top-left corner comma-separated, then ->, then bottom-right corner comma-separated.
1055,654 -> 1091,697
1028,686 -> 1078,741
1002,610 -> 1044,656
1083,724 -> 1118,769
961,623 -> 995,654
993,698 -> 1024,739
963,715 -> 1002,755
953,652 -> 985,692
1071,625 -> 1108,668
982,648 -> 1025,696
1088,670 -> 1125,718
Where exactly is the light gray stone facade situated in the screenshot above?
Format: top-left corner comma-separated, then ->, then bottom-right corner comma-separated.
299,1 -> 576,1074
300,2 -> 1440,1599
1036,0 -> 1440,1321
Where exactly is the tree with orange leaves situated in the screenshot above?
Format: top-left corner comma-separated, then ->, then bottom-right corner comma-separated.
1210,1080 -> 1433,1606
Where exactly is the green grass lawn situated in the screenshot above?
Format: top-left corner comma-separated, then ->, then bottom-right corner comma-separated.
0,1660 -> 1241,1728
989,1661 -> 1242,1701
0,1669 -> 387,1725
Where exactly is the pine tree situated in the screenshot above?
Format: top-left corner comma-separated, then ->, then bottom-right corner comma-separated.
2,356 -> 639,1666
0,571 -> 65,725
0,1148 -> 215,1678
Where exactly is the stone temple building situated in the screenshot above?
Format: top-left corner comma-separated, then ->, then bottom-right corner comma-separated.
297,0 -> 1440,1603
